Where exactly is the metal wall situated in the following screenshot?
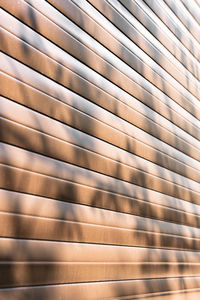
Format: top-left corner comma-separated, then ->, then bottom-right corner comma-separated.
0,0 -> 200,299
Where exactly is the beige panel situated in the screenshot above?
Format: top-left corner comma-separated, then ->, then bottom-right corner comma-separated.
1,190 -> 200,239
1,0 -> 200,128
1,71 -> 200,181
1,98 -> 200,194
4,164 -> 199,218
2,1 -> 198,130
86,0 -> 200,100
163,0 -> 200,44
0,0 -> 200,297
2,261 -> 200,287
1,142 -> 200,204
143,0 -> 200,62
1,189 -> 200,229
2,238 -> 200,263
180,0 -> 200,27
0,278 -> 200,300
1,32 -> 200,165
120,0 -> 200,79
1,18 -> 200,155
55,0 -> 200,121
2,211 -> 200,250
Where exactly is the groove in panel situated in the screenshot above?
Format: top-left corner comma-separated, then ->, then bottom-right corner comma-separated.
1,6 -> 200,145
1,277 -> 200,300
2,261 -> 200,288
3,0 -> 200,128
86,0 -> 200,99
1,142 -> 200,204
163,0 -> 200,44
1,31 -> 200,163
2,238 -> 200,263
51,0 -> 200,120
119,0 -> 200,79
1,97 -> 200,194
180,0 -> 200,26
143,0 -> 200,61
1,71 -> 200,180
2,205 -> 200,244
1,190 -> 200,235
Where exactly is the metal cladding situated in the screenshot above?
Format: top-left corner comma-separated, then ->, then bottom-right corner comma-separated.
0,0 -> 200,299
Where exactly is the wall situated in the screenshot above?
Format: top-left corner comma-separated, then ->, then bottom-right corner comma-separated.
0,0 -> 200,299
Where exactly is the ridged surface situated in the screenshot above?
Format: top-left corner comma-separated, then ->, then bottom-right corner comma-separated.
0,0 -> 200,299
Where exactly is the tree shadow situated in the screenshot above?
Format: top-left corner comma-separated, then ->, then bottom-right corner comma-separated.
0,0 -> 200,299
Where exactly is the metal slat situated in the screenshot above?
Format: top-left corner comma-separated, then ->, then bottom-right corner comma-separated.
86,0 -> 200,100
180,0 -> 200,26
54,0 -> 200,121
2,238 -> 200,263
0,278 -> 200,300
3,116 -> 200,199
143,0 -> 200,61
163,0 -> 200,44
1,141 -> 200,204
1,97 -> 200,192
1,190 -> 200,237
4,164 -> 200,220
2,0 -> 200,127
1,31 -> 200,163
119,0 -> 200,78
0,0 -> 200,296
1,189 -> 200,229
2,212 -> 200,250
2,261 -> 200,288
1,70 -> 200,179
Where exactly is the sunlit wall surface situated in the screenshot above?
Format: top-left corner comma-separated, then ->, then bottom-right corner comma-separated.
0,0 -> 200,299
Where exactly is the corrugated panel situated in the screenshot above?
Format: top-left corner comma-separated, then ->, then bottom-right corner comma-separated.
0,0 -> 200,299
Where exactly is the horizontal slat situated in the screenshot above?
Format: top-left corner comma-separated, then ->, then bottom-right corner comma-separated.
1,17 -> 200,156
144,290 -> 200,300
1,189 -> 200,229
110,0 -> 200,82
3,116 -> 200,200
1,71 -> 200,181
2,238 -> 200,262
1,141 -> 200,204
119,0 -> 200,79
143,0 -> 200,62
1,277 -> 200,300
2,161 -> 200,232
58,0 -> 200,122
2,212 -> 200,250
4,164 -> 200,220
3,0 -> 200,128
2,261 -> 200,287
2,1 -> 198,124
180,0 -> 200,26
86,0 -> 200,100
163,0 -> 200,44
42,0 -> 200,128
1,190 -> 200,236
1,97 -> 200,193
2,208 -> 200,249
